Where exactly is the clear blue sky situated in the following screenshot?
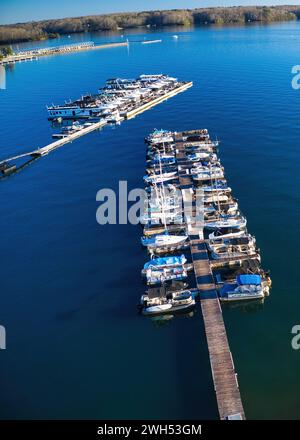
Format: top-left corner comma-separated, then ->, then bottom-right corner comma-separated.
2,0 -> 300,25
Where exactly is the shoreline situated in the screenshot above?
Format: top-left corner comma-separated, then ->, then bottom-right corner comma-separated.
0,5 -> 299,46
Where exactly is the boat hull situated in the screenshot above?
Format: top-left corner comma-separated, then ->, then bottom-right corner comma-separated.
142,300 -> 195,316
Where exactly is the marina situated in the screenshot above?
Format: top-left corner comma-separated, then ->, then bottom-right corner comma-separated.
138,128 -> 272,419
0,75 -> 192,177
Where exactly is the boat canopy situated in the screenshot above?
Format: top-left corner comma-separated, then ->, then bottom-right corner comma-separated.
144,255 -> 186,269
151,156 -> 175,164
152,129 -> 169,135
237,274 -> 261,285
220,283 -> 237,296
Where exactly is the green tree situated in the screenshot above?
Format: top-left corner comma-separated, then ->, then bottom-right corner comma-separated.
2,46 -> 13,56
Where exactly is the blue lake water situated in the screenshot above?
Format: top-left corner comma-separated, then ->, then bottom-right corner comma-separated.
1,21 -> 300,420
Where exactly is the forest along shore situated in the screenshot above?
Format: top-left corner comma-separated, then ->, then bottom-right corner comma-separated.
1,5 -> 300,45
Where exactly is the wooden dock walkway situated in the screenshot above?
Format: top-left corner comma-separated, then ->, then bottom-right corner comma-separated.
174,131 -> 245,420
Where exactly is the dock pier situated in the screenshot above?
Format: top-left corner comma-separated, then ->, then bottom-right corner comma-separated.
174,131 -> 246,420
0,41 -> 128,66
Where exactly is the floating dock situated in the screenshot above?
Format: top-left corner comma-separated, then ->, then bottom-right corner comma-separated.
0,41 -> 128,65
140,128 -> 262,419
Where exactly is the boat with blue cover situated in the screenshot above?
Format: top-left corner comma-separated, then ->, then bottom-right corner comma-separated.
219,274 -> 266,302
205,215 -> 247,230
143,255 -> 187,270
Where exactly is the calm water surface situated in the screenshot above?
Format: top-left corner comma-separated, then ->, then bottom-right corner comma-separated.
0,22 -> 300,420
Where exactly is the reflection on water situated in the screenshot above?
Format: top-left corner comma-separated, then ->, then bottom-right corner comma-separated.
149,309 -> 195,327
0,20 -> 299,420
222,298 -> 265,313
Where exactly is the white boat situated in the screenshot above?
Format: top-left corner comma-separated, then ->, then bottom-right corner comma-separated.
201,182 -> 231,193
144,172 -> 177,184
47,95 -> 119,119
106,110 -> 123,123
187,152 -> 210,161
146,129 -> 174,144
204,194 -> 229,203
208,233 -> 256,249
142,39 -> 162,45
190,165 -> 222,174
141,233 -> 188,248
150,154 -> 176,165
61,121 -> 84,133
140,210 -> 183,224
145,267 -> 188,285
141,291 -> 195,316
209,243 -> 258,260
143,255 -> 187,270
143,304 -> 173,315
192,170 -> 224,181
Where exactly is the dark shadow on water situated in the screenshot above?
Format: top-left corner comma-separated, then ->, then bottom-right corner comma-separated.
222,298 -> 265,313
55,307 -> 81,321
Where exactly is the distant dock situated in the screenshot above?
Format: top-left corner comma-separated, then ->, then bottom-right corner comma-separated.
174,131 -> 246,420
140,128 -> 261,419
0,81 -> 193,176
0,41 -> 128,65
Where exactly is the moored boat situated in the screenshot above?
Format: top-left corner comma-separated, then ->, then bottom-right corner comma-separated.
219,274 -> 266,301
141,233 -> 188,248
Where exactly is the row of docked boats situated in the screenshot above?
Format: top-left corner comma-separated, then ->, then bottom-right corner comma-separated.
138,128 -> 271,315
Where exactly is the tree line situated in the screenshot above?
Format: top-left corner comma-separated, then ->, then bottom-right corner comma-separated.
1,6 -> 300,45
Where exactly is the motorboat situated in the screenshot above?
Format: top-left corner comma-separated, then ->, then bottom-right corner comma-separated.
140,289 -> 195,316
192,170 -> 224,181
141,233 -> 188,247
141,233 -> 188,248
144,172 -> 177,184
201,181 -> 231,192
146,132 -> 174,145
143,255 -> 187,270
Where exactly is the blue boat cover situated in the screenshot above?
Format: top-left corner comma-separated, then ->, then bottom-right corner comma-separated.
237,274 -> 261,285
144,254 -> 186,269
153,129 -> 167,135
220,283 -> 237,296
